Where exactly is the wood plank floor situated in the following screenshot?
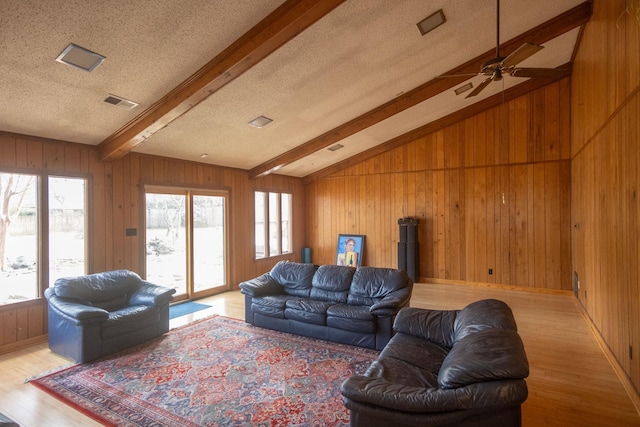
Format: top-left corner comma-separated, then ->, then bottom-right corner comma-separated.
0,282 -> 638,426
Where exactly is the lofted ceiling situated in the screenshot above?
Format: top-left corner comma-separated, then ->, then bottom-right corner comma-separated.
0,0 -> 591,180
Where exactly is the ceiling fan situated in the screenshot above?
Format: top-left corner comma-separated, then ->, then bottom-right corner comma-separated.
446,0 -> 566,98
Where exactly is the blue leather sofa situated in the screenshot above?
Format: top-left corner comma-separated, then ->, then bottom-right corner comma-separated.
239,261 -> 413,350
45,270 -> 176,363
341,299 -> 530,426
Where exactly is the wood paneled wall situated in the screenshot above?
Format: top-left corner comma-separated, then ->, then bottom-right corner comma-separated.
0,132 -> 305,352
571,0 -> 640,394
306,79 -> 572,291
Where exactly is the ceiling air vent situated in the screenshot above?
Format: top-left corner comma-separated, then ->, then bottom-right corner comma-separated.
103,95 -> 139,110
55,43 -> 105,72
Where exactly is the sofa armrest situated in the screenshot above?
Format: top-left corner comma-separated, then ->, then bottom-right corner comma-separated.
341,376 -> 528,413
47,295 -> 109,323
393,307 -> 458,348
239,273 -> 282,297
369,288 -> 412,316
129,282 -> 176,306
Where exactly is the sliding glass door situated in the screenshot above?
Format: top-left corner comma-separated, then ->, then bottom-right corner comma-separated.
145,187 -> 228,300
192,193 -> 226,293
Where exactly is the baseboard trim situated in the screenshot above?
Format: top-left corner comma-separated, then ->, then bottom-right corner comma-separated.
0,335 -> 47,356
574,299 -> 640,415
417,277 -> 573,296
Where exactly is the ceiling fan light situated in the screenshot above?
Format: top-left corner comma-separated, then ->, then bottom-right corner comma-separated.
417,9 -> 446,36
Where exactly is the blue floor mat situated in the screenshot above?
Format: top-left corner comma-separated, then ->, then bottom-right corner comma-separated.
169,301 -> 211,319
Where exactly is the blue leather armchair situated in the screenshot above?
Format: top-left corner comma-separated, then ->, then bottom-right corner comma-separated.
45,270 -> 176,363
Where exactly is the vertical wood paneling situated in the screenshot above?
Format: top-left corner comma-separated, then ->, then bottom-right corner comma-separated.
306,80 -> 572,292
434,170 -> 446,278
571,0 -> 640,396
485,167 -> 496,284
0,133 -> 305,352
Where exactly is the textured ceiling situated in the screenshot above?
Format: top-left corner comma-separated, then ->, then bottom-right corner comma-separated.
0,0 -> 588,178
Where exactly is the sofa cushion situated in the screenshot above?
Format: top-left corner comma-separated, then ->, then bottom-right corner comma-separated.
364,357 -> 440,389
269,261 -> 318,297
393,307 -> 458,349
326,304 -> 375,333
101,305 -> 158,339
310,265 -> 354,303
453,299 -> 518,344
285,298 -> 334,325
348,267 -> 409,306
379,333 -> 450,374
252,295 -> 292,319
438,328 -> 529,389
54,270 -> 142,303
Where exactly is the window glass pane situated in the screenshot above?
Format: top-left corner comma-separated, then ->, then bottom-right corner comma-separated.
146,193 -> 187,295
0,173 -> 38,304
193,194 -> 225,292
255,192 -> 266,258
281,193 -> 292,253
268,192 -> 279,256
49,177 -> 86,286
254,191 -> 292,258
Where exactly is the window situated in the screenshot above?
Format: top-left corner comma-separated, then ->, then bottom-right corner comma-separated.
0,172 -> 87,305
145,187 -> 228,300
255,191 -> 292,259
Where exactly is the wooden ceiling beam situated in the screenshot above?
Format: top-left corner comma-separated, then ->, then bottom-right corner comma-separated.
98,0 -> 347,162
249,1 -> 592,179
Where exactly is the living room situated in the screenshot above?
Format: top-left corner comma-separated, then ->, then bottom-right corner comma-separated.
0,0 -> 639,425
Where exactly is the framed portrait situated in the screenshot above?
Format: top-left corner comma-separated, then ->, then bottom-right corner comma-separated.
336,234 -> 365,267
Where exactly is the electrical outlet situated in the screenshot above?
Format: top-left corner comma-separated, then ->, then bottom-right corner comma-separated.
488,268 -> 493,275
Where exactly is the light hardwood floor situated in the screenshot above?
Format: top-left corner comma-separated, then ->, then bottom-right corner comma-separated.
0,283 -> 638,426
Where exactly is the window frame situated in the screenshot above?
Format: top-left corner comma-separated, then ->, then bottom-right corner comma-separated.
254,190 -> 293,260
0,168 -> 90,305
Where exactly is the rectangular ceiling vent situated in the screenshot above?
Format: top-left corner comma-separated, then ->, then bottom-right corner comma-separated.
56,43 -> 106,72
103,95 -> 139,110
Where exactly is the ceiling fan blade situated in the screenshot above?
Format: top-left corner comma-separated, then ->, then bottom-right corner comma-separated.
501,43 -> 544,68
436,73 -> 480,78
466,77 -> 493,98
510,67 -> 566,78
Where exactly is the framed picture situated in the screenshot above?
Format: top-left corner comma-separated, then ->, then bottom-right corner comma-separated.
336,234 -> 365,267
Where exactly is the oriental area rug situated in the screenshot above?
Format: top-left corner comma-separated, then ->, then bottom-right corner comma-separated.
29,316 -> 378,427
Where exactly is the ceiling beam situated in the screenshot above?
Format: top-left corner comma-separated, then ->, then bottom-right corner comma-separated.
98,0 -> 347,162
249,1 -> 592,179
303,66 -> 572,184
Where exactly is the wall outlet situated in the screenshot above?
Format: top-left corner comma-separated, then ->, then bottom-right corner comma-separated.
488,268 -> 493,275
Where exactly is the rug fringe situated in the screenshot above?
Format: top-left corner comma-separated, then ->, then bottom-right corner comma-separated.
25,363 -> 77,384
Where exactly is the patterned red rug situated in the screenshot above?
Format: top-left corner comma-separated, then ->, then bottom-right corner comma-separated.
30,316 -> 378,426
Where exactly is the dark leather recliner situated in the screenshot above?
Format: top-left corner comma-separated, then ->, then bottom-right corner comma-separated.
341,299 -> 530,427
45,270 -> 176,363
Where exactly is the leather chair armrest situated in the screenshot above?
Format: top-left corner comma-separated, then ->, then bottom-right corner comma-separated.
47,295 -> 109,323
369,288 -> 412,316
239,273 -> 282,297
393,307 -> 458,348
341,376 -> 528,413
129,282 -> 176,306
